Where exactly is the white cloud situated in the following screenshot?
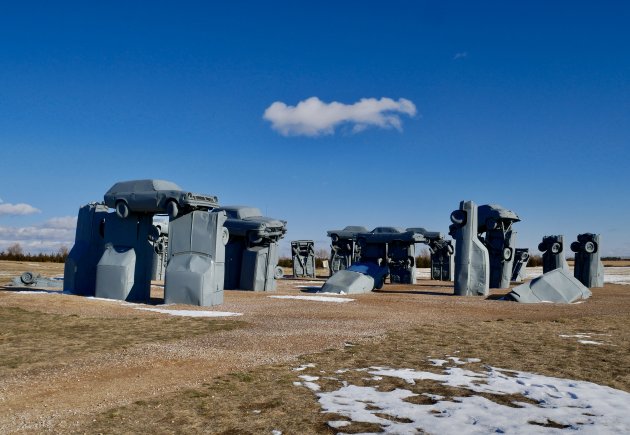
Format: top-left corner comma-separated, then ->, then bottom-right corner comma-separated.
453,52 -> 468,60
263,96 -> 417,137
0,203 -> 41,216
0,216 -> 77,253
43,216 -> 78,230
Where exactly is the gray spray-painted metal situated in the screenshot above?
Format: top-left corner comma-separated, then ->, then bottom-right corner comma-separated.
164,210 -> 228,306
449,200 -> 490,296
64,203 -> 109,295
95,213 -> 154,302
356,227 -> 426,285
507,268 -> 592,303
511,248 -> 530,283
150,222 -> 169,281
104,179 -> 218,219
240,242 -> 279,291
477,204 -> 520,289
214,206 -> 286,291
9,272 -> 64,289
539,235 -> 569,273
571,233 -> 604,288
291,240 -> 316,278
408,228 -> 455,281
319,263 -> 388,294
327,226 -> 368,276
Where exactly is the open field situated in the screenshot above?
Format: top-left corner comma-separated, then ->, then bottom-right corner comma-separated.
0,260 -> 629,433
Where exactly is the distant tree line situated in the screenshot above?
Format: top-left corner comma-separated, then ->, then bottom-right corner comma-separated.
0,243 -> 69,263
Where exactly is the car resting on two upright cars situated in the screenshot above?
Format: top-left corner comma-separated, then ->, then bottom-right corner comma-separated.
104,179 -> 219,219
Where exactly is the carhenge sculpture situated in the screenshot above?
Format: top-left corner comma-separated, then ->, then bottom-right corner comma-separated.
320,227 -> 428,294
214,206 -> 286,291
510,248 -> 530,283
291,240 -> 316,278
65,179 -> 226,306
327,226 -> 368,275
539,235 -> 569,273
407,228 -> 454,281
449,200 -> 489,296
571,233 -> 604,288
477,204 -> 520,289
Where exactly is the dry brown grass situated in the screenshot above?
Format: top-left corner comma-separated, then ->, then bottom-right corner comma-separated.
0,260 -> 629,433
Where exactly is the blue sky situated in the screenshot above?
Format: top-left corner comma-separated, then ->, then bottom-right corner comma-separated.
0,1 -> 628,257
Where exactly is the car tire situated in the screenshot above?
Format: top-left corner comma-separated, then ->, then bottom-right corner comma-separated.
20,272 -> 35,285
331,234 -> 339,243
116,201 -> 129,219
503,247 -> 512,261
584,241 -> 596,254
538,242 -> 546,252
551,242 -> 562,254
167,200 -> 179,219
570,241 -> 581,253
450,210 -> 466,226
274,266 -> 284,279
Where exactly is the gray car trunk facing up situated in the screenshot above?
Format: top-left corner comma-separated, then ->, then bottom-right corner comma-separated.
571,233 -> 604,288
64,203 -> 109,296
450,200 -> 490,296
164,210 -> 227,306
95,212 -> 154,303
292,240 -> 316,278
539,235 -> 570,273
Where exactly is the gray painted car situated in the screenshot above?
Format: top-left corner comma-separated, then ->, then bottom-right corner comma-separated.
214,206 -> 287,244
104,179 -> 219,219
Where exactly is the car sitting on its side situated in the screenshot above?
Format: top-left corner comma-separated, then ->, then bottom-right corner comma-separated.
104,179 -> 219,219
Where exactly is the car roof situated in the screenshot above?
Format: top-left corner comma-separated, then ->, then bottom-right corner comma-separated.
108,179 -> 182,193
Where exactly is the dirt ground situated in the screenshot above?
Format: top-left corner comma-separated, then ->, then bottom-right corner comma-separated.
0,260 -> 628,433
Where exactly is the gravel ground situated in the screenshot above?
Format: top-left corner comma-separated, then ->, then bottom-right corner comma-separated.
1,262 -> 629,432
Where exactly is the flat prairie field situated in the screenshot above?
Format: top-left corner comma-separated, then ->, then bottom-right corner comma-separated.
0,260 -> 629,434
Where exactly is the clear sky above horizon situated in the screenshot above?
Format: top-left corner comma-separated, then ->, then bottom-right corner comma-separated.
1,1 -> 629,257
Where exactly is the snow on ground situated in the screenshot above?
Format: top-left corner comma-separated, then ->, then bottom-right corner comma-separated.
268,295 -> 354,303
133,307 -> 242,317
559,333 -> 613,346
295,359 -> 630,434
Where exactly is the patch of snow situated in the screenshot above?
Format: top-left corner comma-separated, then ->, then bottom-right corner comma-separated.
293,363 -> 315,371
302,382 -> 320,392
429,359 -> 448,367
578,340 -> 604,345
271,430 -> 282,435
560,334 -> 592,339
252,409 -> 261,414
292,382 -> 302,387
309,364 -> 630,434
268,295 -> 354,303
134,307 -> 242,317
327,420 -> 351,429
299,375 -> 320,382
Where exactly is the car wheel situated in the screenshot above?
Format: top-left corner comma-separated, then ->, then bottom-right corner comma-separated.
20,272 -> 36,285
520,251 -> 530,262
274,266 -> 284,279
538,242 -> 546,252
167,200 -> 179,219
584,241 -> 596,254
570,241 -> 580,253
503,247 -> 512,261
331,234 -> 339,243
551,242 -> 562,254
116,201 -> 129,219
450,210 -> 466,226
221,227 -> 230,245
